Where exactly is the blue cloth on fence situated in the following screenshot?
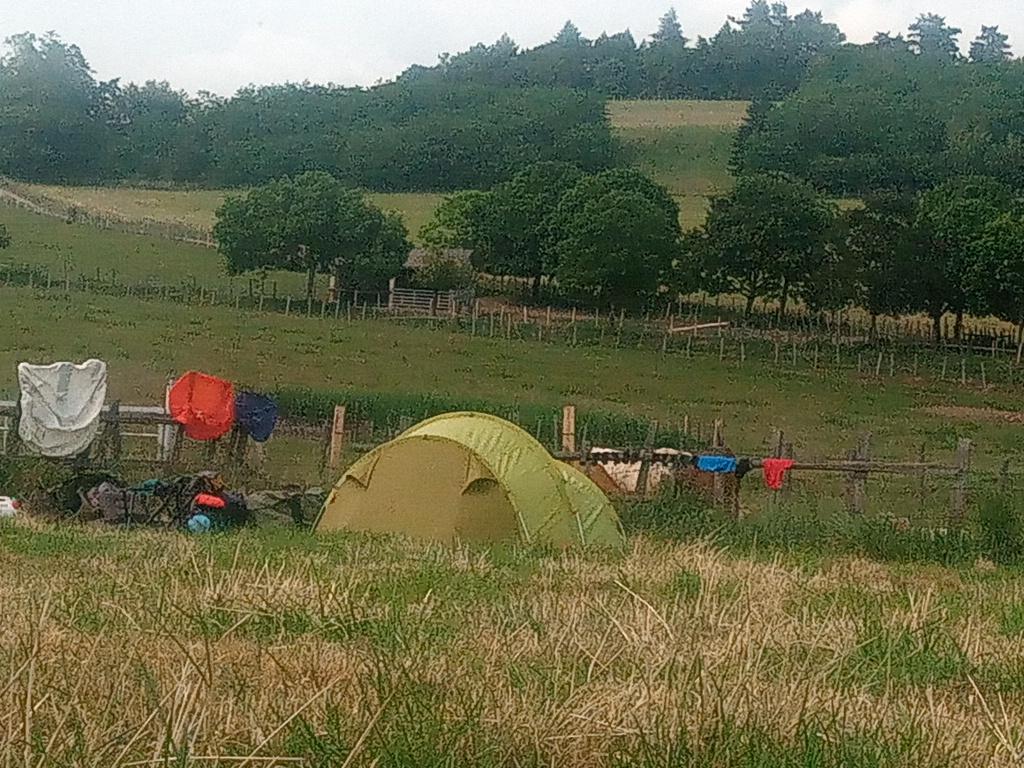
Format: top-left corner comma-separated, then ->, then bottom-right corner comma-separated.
234,391 -> 278,442
696,455 -> 738,474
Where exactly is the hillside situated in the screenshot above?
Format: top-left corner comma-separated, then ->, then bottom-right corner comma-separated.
8,99 -> 744,237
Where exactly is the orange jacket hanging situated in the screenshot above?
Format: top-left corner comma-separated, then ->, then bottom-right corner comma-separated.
168,371 -> 236,441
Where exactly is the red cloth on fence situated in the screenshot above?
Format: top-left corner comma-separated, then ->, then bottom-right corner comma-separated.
194,493 -> 226,509
168,371 -> 236,441
762,458 -> 796,491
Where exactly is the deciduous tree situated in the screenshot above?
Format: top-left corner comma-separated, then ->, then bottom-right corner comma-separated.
214,172 -> 410,304
967,214 -> 1024,338
915,176 -> 1014,340
544,168 -> 680,307
840,194 -> 925,337
697,173 -> 835,315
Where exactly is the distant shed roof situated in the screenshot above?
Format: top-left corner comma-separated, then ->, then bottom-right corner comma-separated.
405,248 -> 474,270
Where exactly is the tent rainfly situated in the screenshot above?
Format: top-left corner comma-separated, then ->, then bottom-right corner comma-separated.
315,412 -> 624,548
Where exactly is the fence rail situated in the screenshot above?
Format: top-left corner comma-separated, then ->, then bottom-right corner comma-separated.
388,287 -> 458,316
0,396 -> 1012,527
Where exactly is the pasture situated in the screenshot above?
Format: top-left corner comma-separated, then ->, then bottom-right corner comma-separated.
2,283 -> 1022,470
20,184 -> 447,244
609,99 -> 745,227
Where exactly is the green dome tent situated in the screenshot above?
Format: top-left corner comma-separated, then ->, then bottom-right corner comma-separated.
315,412 -> 624,548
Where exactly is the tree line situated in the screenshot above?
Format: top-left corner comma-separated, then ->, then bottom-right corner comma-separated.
3,6 -> 1018,191
0,33 -> 614,189
734,17 -> 1024,194
688,174 -> 1024,341
416,166 -> 1024,340
402,6 -> 1012,101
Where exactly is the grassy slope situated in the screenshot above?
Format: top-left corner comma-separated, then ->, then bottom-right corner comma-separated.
0,205 -> 312,295
610,99 -> 747,229
0,520 -> 1017,766
22,184 -> 447,243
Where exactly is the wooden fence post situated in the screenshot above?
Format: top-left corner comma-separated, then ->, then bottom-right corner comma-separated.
158,378 -> 177,462
168,424 -> 184,466
951,438 -> 972,523
328,405 -> 347,470
844,432 -> 871,515
917,443 -> 927,511
561,405 -> 577,455
106,401 -> 122,461
635,421 -> 658,497
710,419 -> 726,508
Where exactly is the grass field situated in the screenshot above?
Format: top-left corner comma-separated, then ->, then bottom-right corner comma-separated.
2,205 -> 1020,465
3,511 -> 1024,766
0,206 -> 320,296
20,184 -> 447,243
609,99 -> 746,226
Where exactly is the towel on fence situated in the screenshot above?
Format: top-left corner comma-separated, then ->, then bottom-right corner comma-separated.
168,371 -> 235,441
696,455 -> 738,474
234,391 -> 278,442
762,458 -> 796,490
17,359 -> 107,457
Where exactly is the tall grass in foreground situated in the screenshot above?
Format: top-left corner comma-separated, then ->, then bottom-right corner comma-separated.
3,517 -> 1024,766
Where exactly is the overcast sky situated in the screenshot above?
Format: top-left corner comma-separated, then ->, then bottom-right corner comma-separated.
4,1 -> 1020,95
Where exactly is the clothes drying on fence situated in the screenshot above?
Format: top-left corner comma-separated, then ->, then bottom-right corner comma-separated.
735,458 -> 753,480
168,371 -> 235,441
696,455 -> 738,474
762,458 -> 796,490
234,391 -> 278,442
589,447 -> 682,494
17,359 -> 108,457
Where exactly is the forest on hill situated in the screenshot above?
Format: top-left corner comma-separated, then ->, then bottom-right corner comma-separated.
1,4 -> 1020,191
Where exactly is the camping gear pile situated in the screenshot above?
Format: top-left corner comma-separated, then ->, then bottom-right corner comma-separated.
47,469 -> 251,531
317,411 -> 624,548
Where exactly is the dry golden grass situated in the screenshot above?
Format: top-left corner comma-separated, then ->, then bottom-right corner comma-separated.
2,520 -> 1024,766
608,100 -> 750,130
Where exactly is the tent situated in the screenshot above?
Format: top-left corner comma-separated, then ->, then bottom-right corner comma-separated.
316,412 -> 624,548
